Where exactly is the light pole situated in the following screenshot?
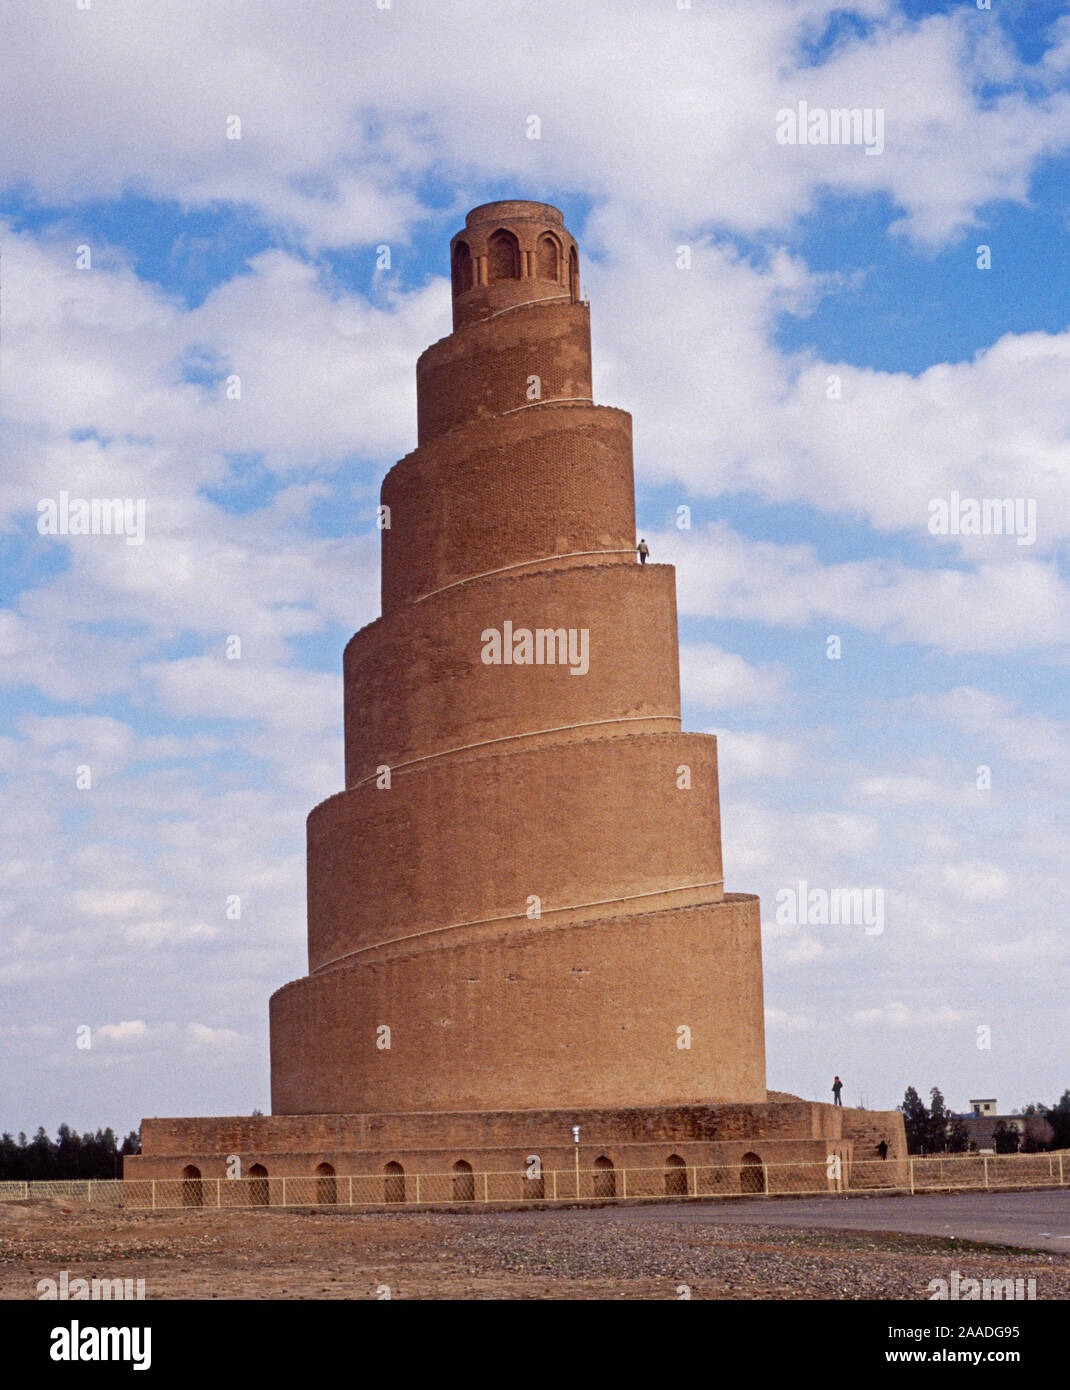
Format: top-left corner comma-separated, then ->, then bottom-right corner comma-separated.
571,1124 -> 581,1198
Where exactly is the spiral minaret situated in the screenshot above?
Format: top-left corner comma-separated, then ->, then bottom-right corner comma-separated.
269,200 -> 767,1115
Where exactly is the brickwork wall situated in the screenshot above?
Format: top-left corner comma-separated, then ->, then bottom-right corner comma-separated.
272,895 -> 765,1115
125,1136 -> 842,1206
417,300 -> 592,444
344,562 -> 681,786
839,1108 -> 907,1160
126,1139 -> 833,1181
140,1098 -> 842,1159
131,1099 -> 871,1199
449,200 -> 579,330
839,1108 -> 909,1187
310,732 -> 722,971
261,199 -> 769,1126
380,405 -> 635,613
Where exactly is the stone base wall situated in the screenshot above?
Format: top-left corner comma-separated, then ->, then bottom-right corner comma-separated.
125,1099 -> 907,1200
839,1107 -> 909,1187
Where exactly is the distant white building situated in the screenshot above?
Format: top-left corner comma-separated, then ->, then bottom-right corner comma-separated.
961,1099 -> 1049,1153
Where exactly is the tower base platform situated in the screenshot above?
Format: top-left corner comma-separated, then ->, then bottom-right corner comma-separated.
124,1096 -> 908,1203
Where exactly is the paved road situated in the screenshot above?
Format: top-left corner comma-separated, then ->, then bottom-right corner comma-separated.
496,1190 -> 1070,1253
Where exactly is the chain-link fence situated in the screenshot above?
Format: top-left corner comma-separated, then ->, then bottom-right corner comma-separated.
1,1150 -> 1065,1212
0,1179 -> 126,1206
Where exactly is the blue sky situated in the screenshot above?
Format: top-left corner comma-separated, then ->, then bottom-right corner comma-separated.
1,0 -> 1068,1135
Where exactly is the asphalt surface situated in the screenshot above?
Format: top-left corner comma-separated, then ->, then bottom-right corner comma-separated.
492,1190 -> 1070,1253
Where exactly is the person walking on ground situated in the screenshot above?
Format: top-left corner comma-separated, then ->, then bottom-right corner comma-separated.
877,1139 -> 889,1161
637,538 -> 650,565
832,1076 -> 843,1107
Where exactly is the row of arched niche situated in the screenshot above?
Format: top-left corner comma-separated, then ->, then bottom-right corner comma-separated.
178,1152 -> 766,1205
452,228 -> 579,297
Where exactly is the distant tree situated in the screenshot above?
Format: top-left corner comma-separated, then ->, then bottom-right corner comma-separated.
1017,1096 -> 1068,1152
1021,1114 -> 1054,1153
900,1086 -> 975,1154
900,1086 -> 930,1154
0,1133 -> 21,1180
27,1126 -> 57,1180
55,1124 -> 82,1176
928,1088 -> 953,1153
947,1113 -> 971,1153
1044,1091 -> 1070,1150
89,1128 -> 120,1178
992,1120 -> 1021,1155
0,1124 -> 139,1179
77,1127 -> 98,1178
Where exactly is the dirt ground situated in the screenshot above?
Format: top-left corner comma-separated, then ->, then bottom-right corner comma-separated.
1,1198 -> 1067,1299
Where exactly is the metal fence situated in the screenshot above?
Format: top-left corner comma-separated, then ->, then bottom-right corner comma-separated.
0,1179 -> 127,1206
1,1151 -> 1066,1212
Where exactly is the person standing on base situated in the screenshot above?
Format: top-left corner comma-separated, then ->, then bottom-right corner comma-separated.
637,538 -> 650,565
832,1075 -> 843,1106
877,1139 -> 889,1160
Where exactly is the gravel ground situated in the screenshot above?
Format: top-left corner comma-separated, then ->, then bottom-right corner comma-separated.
0,1198 -> 1065,1300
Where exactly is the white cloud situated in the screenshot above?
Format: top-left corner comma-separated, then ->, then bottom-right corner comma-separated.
710,729 -> 807,779
765,1006 -> 815,1032
146,658 -> 338,734
94,1021 -> 150,1047
1,226 -> 442,485
940,860 -> 1009,905
1,0 -> 1068,1129
858,773 -> 965,807
783,934 -> 825,967
72,889 -> 171,920
679,643 -> 791,708
594,228 -> 1070,564
4,1 -> 1068,249
186,1023 -> 246,1049
903,688 -> 1070,766
852,1001 -> 969,1028
663,523 -> 1070,655
974,930 -> 1066,966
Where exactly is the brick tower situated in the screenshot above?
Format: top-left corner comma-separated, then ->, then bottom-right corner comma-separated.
268,200 -> 767,1114
128,201 -> 908,1194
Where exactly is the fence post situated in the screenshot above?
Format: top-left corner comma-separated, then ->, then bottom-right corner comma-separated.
551,1169 -> 557,1201
414,1173 -> 420,1206
151,1180 -> 156,1211
483,1172 -> 489,1204
348,1175 -> 353,1206
1060,1154 -> 1065,1186
621,1167 -> 627,1200
983,1156 -> 989,1190
281,1176 -> 287,1208
909,1157 -> 915,1195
